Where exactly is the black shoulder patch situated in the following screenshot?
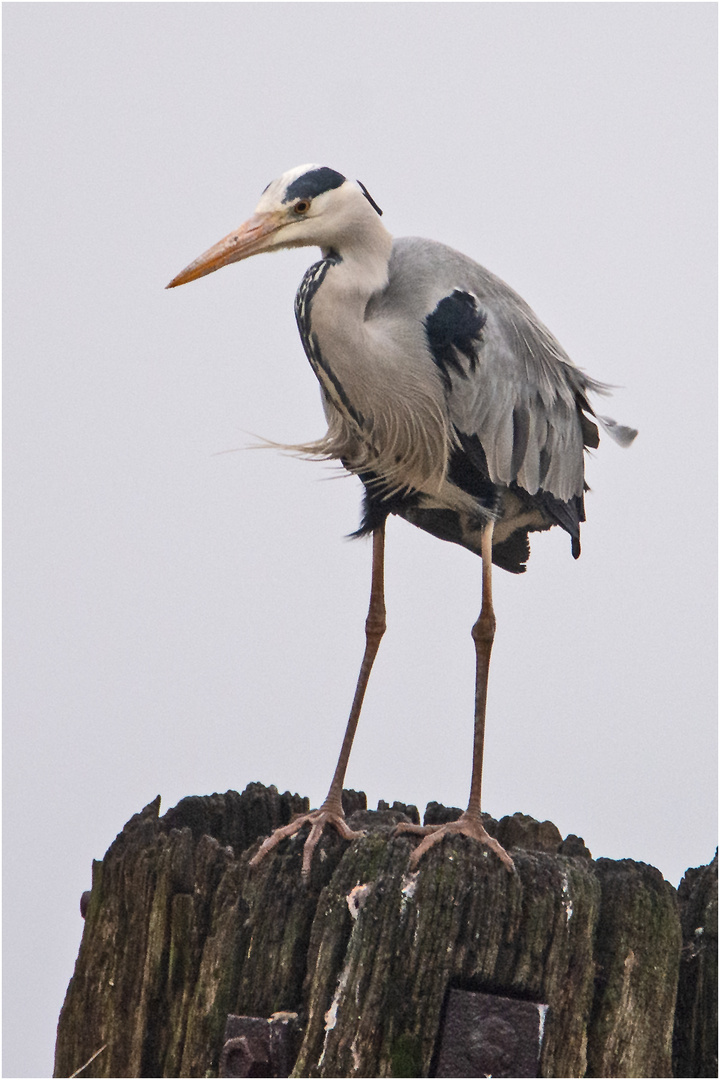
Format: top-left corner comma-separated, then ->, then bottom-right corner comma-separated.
425,290 -> 487,391
283,167 -> 346,203
357,180 -> 383,216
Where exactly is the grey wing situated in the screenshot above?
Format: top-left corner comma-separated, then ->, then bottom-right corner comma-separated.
443,277 -> 593,502
390,237 -> 636,504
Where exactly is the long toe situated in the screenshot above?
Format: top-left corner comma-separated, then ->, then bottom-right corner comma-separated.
300,809 -> 365,880
396,815 -> 514,872
249,806 -> 365,877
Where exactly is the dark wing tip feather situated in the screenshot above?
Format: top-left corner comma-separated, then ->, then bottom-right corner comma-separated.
492,531 -> 530,574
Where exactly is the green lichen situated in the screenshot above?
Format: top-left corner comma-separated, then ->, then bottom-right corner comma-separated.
390,1033 -> 424,1078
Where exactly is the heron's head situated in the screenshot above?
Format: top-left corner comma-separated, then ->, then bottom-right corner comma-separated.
167,164 -> 385,288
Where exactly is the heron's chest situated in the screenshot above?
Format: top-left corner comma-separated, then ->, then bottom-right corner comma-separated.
294,256 -> 368,432
295,257 -> 451,494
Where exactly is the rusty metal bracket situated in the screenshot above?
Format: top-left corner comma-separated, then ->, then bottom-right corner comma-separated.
433,989 -> 548,1078
219,1013 -> 301,1078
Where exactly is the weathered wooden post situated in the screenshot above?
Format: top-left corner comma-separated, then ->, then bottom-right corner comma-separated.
54,785 -> 715,1078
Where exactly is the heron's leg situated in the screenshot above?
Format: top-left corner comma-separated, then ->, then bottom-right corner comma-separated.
396,521 -> 513,871
249,522 -> 387,879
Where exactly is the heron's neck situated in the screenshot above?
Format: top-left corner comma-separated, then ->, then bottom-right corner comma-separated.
296,224 -> 450,496
294,228 -> 392,438
302,243 -> 390,396
320,222 -> 394,311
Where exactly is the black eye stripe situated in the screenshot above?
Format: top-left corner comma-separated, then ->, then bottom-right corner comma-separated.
283,167 -> 346,203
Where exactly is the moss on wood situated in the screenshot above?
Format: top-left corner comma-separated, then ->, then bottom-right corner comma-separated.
673,851 -> 718,1078
54,786 -> 703,1079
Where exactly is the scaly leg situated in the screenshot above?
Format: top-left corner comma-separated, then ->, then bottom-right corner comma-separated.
396,521 -> 514,871
250,523 -> 387,879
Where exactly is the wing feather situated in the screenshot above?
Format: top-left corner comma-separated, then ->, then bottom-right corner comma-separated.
384,237 -> 635,504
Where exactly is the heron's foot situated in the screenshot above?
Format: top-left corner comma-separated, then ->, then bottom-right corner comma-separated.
248,804 -> 365,880
395,811 -> 514,872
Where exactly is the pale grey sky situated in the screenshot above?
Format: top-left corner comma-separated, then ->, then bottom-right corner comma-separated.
4,4 -> 717,1076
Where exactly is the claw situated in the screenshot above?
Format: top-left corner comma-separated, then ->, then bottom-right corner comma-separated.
395,814 -> 514,872
249,806 -> 365,880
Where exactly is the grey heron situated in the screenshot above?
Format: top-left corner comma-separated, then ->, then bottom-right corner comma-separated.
167,164 -> 636,877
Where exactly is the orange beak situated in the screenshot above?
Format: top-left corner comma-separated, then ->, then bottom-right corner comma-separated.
166,211 -> 284,288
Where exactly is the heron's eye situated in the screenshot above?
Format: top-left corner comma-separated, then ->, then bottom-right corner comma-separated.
294,200 -> 311,215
